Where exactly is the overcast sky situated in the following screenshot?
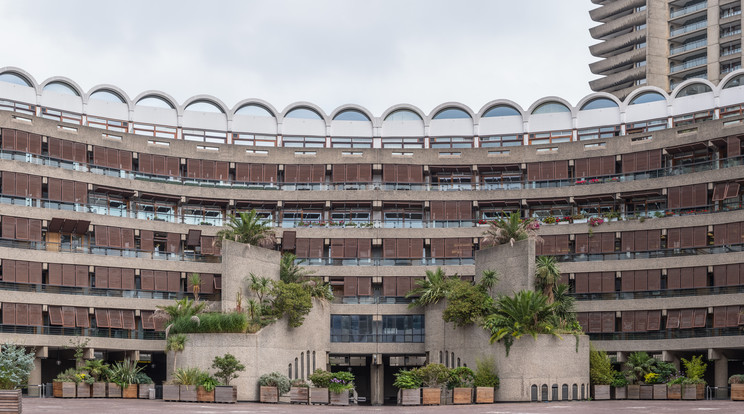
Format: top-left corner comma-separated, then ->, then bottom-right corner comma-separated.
1,0 -> 599,115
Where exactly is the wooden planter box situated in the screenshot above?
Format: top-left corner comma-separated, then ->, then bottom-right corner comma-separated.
399,388 -> 420,405
475,387 -> 494,403
639,385 -> 653,399
290,387 -> 309,404
613,386 -> 627,400
107,383 -> 121,398
653,384 -> 667,399
179,385 -> 197,402
138,384 -> 153,399
330,389 -> 349,406
260,386 -> 278,403
667,384 -> 682,399
91,382 -> 106,398
682,383 -> 704,400
731,383 -> 744,401
215,386 -> 237,403
593,385 -> 610,400
53,382 -> 76,398
310,387 -> 329,404
627,384 -> 640,399
422,387 -> 441,405
0,389 -> 21,414
76,383 -> 91,398
453,387 -> 472,404
122,384 -> 137,399
162,384 -> 179,401
197,386 -> 215,402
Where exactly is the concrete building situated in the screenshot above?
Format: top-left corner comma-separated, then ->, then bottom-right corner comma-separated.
0,66 -> 744,402
589,0 -> 744,98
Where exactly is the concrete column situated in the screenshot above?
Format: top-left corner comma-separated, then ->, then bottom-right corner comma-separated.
28,358 -> 43,397
715,356 -> 729,388
370,360 -> 384,405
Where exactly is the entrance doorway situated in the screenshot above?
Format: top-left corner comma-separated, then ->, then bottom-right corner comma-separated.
329,355 -> 371,404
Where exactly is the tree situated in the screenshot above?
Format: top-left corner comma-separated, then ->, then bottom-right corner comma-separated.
247,273 -> 272,303
155,297 -> 208,336
590,344 -> 616,385
552,284 -> 577,325
165,334 -> 187,375
481,212 -> 540,247
189,273 -> 202,302
624,352 -> 654,384
479,269 -> 499,296
270,281 -> 313,328
535,256 -> 561,303
216,210 -> 276,248
280,252 -> 312,283
407,267 -> 453,308
442,279 -> 493,327
0,344 -> 35,390
211,354 -> 246,386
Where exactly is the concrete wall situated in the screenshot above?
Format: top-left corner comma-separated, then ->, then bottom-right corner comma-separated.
219,241 -> 281,312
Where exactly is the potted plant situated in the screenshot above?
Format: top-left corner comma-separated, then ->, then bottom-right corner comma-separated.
448,367 -> 475,404
624,352 -> 653,399
163,333 -> 188,401
290,379 -> 309,404
473,357 -> 499,403
667,374 -> 684,400
611,372 -> 628,399
642,373 -> 659,399
136,372 -> 154,399
84,359 -> 110,398
162,380 -> 179,401
729,374 -> 744,400
681,355 -> 707,400
0,344 -> 35,412
590,345 -> 613,400
417,364 -> 449,405
308,369 -> 331,405
393,369 -> 422,406
212,354 -> 245,403
173,367 -> 201,402
75,371 -> 94,398
197,372 -> 218,403
109,359 -> 143,399
53,368 -> 78,398
258,372 -> 290,403
329,371 -> 355,406
650,360 -> 676,400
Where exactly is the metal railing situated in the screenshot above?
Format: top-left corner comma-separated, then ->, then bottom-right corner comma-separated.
670,38 -> 707,55
555,243 -> 744,263
586,326 -> 742,341
670,20 -> 707,37
0,281 -> 219,301
671,56 -> 707,73
0,324 -> 165,340
571,284 -> 744,301
296,257 -> 475,266
670,1 -> 707,19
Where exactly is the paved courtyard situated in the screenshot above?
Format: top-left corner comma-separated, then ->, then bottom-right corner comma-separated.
20,398 -> 744,413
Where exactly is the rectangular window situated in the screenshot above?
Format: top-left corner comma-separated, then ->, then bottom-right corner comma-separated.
330,315 -> 375,343
480,134 -> 522,147
528,130 -> 572,145
0,99 -> 35,116
182,129 -> 227,144
132,123 -> 177,139
577,125 -> 621,141
382,203 -> 424,228
281,207 -> 323,228
232,132 -> 277,147
87,116 -> 128,133
430,136 -> 473,148
283,136 -> 325,148
626,118 -> 668,134
673,110 -> 715,127
330,137 -> 372,148
381,315 -> 425,343
40,107 -> 82,125
381,137 -> 424,149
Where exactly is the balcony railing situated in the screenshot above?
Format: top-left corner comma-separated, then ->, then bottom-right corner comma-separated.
671,56 -> 707,73
0,281 -> 220,301
670,38 -> 707,55
554,242 -> 744,263
670,20 -> 707,37
0,324 -> 165,340
571,284 -> 744,301
670,1 -> 707,19
296,257 -> 475,266
586,327 -> 741,341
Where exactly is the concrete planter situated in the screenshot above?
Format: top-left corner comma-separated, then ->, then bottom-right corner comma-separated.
162,384 -> 179,401
653,384 -> 667,399
179,385 -> 197,402
310,387 -> 329,404
639,385 -> 653,399
422,387 -> 441,405
329,389 -> 349,406
399,388 -> 420,405
667,384 -> 682,399
92,382 -> 107,398
612,386 -> 626,399
138,384 -> 153,399
453,387 -> 472,404
0,389 -> 22,413
197,386 -> 215,402
290,387 -> 309,404
626,384 -> 640,399
682,383 -> 704,400
107,383 -> 121,398
260,386 -> 278,403
214,386 -> 237,403
53,382 -> 76,398
122,384 -> 138,399
731,383 -> 744,400
592,385 -> 610,400
475,387 -> 494,403
76,383 -> 91,398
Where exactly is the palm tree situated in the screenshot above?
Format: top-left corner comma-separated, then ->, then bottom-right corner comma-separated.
535,256 -> 561,303
624,352 -> 654,384
407,267 -> 453,308
154,297 -> 207,336
482,290 -> 559,356
481,212 -> 540,247
479,269 -> 499,296
280,252 -> 312,283
552,283 -> 577,325
189,273 -> 201,302
165,334 -> 187,375
247,273 -> 272,303
216,210 -> 276,248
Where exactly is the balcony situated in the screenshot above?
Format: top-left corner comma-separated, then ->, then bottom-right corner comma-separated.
590,11 -> 646,40
670,38 -> 707,56
590,48 -> 647,75
670,20 -> 707,37
721,27 -> 742,39
590,30 -> 647,58
670,56 -> 707,73
590,0 -> 646,23
670,1 -> 707,20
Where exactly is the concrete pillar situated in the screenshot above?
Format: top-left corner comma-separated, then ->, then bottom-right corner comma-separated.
370,358 -> 384,405
715,356 -> 729,388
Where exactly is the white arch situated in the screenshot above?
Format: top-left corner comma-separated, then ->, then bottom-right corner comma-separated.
132,90 -> 179,110
0,66 -> 39,92
281,101 -> 329,124
477,99 -> 526,120
575,92 -> 621,111
231,99 -> 279,118
182,94 -> 230,115
39,76 -> 85,97
380,103 -> 427,122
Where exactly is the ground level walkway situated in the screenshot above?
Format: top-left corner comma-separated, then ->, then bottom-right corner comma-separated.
21,398 -> 744,413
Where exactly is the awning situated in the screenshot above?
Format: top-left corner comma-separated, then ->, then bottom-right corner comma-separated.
138,192 -> 181,203
526,198 -> 570,206
91,186 -> 135,198
620,190 -> 664,199
185,197 -> 230,207
478,164 -> 520,173
48,218 -> 89,235
665,142 -> 708,154
574,194 -> 616,203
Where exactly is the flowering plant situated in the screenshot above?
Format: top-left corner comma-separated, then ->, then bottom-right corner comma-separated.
328,371 -> 354,394
575,179 -> 587,185
644,372 -> 660,384
543,216 -> 557,224
588,217 -> 604,227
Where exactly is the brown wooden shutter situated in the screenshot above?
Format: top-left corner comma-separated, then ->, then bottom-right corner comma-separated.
621,153 -> 635,173
588,313 -> 602,333
312,165 -> 325,182
667,187 -> 680,210
712,184 -> 726,202
542,235 -> 556,256
383,239 -> 396,258
284,165 -> 298,183
680,309 -> 694,329
647,311 -> 661,330
75,265 -> 88,287
14,217 -> 28,240
282,230 -> 296,251
588,273 -> 602,293
634,231 -> 648,252
109,310 -> 123,329
309,238 -> 323,258
589,233 -> 601,254
47,306 -> 63,326
2,260 -> 15,283
357,277 -> 372,296
634,270 -> 647,291
727,222 -> 742,244
635,310 -> 648,332
141,311 -> 155,330
396,277 -> 411,297
726,263 -> 739,286
714,224 -> 727,245
431,238 -> 445,258
601,312 -> 614,332
574,158 -> 588,178
330,239 -> 344,258
28,218 -> 41,241
48,263 -> 62,285
14,174 -> 28,198
680,267 -> 694,289
575,273 -> 589,293
343,277 -> 357,297
141,270 -> 154,290
601,232 -> 615,253
153,271 -> 167,291
332,165 -> 345,183
666,310 -> 680,329
61,306 -> 76,327
727,306 -> 741,327
94,309 -> 109,328
122,310 -> 135,330
621,232 -> 634,252
75,307 -> 89,328
95,225 -> 109,247
344,238 -> 358,259
295,238 -> 309,257
62,264 -> 75,286
167,271 -> 181,292
95,267 -> 109,288
28,304 -> 42,326
587,157 -> 600,177
235,163 -> 249,181
667,228 -> 680,249
2,303 -> 15,325
74,181 -> 87,204
383,277 -> 396,297
358,239 -> 371,259
122,269 -> 135,290
202,160 -> 215,180
621,271 -> 634,291
647,270 -> 661,291
167,233 -> 181,253
601,272 -> 615,292
140,230 -> 154,251
575,234 -> 588,254
693,267 -> 707,287
108,226 -> 122,248
725,183 -> 741,200
693,309 -> 707,328
430,202 -> 445,221
108,268 -> 122,289
29,262 -> 41,284
713,307 -> 727,327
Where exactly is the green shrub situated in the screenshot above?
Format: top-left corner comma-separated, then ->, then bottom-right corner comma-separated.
472,357 -> 499,388
54,368 -> 80,384
728,374 -> 744,384
681,355 -> 707,382
271,281 -> 313,328
611,371 -> 628,388
308,369 -> 332,388
173,367 -> 206,386
447,367 -> 475,389
328,371 -> 354,394
168,312 -> 249,334
416,364 -> 450,388
291,378 -> 309,388
442,280 -> 493,327
198,372 -> 220,392
258,372 -> 291,395
650,360 -> 677,383
211,354 -> 245,386
109,359 -> 145,388
589,344 -> 615,385
393,369 -> 422,390
134,371 -> 153,385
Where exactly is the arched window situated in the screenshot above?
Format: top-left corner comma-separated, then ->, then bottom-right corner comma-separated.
294,357 -> 298,379
185,100 -> 223,113
629,91 -> 665,105
483,105 -> 520,117
286,107 -> 322,119
541,384 -> 549,401
385,109 -> 422,121
334,110 -> 370,121
552,384 -> 558,401
235,104 -> 274,117
531,385 -> 538,402
439,351 -> 443,364
301,352 -> 305,380
289,364 -> 292,378
433,108 -> 470,119
43,81 -> 79,96
533,101 -> 570,114
676,83 -> 712,97
572,384 -> 578,400
581,384 -> 585,400
724,74 -> 744,89
580,98 -> 618,110
312,351 -> 316,371
562,384 -> 569,400
0,72 -> 31,87
89,90 -> 125,103
136,96 -> 175,109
